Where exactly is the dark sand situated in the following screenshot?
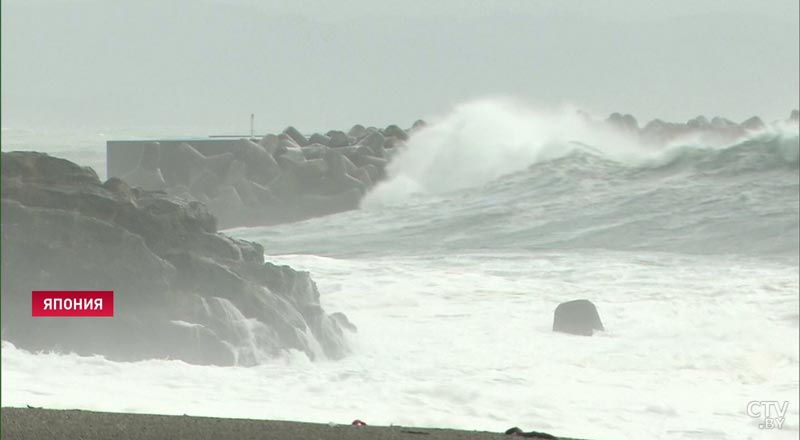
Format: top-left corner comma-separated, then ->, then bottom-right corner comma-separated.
1,407 -> 584,440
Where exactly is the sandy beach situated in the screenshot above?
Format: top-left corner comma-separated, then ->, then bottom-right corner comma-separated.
1,408 -> 580,440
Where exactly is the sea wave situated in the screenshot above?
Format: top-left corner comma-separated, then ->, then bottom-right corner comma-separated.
365,99 -> 798,205
240,105 -> 798,258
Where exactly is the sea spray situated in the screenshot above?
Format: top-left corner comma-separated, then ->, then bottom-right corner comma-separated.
363,98 -> 642,205
364,98 -> 799,208
205,297 -> 277,365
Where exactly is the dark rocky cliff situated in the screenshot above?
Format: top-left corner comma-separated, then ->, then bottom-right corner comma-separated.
1,151 -> 353,365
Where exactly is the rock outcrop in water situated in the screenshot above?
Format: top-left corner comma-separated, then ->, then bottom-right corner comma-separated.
552,299 -> 604,336
1,151 -> 354,365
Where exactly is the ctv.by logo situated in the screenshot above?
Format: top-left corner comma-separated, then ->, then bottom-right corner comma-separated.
746,401 -> 789,429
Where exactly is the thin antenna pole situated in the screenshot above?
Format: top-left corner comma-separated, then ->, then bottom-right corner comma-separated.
250,113 -> 254,138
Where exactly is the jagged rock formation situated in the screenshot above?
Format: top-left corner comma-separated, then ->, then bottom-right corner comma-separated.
1,151 -> 354,365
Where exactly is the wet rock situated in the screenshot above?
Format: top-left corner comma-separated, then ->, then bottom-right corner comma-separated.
553,299 -> 604,336
1,151 -> 353,366
1,150 -> 100,186
102,177 -> 138,205
331,312 -> 357,332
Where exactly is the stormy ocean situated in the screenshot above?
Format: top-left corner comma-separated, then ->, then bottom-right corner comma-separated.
2,101 -> 799,440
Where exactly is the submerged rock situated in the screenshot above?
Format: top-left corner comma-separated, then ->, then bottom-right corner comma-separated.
1,151 -> 353,366
552,299 -> 604,336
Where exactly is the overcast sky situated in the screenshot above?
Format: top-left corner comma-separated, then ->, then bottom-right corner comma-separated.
2,0 -> 798,133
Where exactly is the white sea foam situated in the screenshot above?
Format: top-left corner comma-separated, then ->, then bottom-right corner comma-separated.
3,251 -> 798,440
365,99 -> 623,204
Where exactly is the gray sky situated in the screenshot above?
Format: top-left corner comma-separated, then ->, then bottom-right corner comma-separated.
2,0 -> 798,133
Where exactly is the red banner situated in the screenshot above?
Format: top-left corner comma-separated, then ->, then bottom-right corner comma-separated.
31,291 -> 114,317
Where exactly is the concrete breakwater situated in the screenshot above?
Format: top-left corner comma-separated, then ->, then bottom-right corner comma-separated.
603,110 -> 798,144
108,122 -> 425,228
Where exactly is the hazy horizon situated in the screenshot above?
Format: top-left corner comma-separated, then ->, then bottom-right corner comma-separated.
2,0 -> 798,134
